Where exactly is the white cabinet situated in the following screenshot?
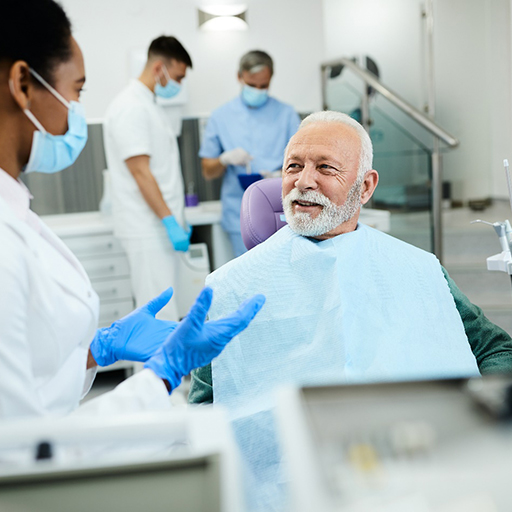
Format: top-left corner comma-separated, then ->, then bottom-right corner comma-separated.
41,206 -> 224,374
59,232 -> 134,328
41,214 -> 136,374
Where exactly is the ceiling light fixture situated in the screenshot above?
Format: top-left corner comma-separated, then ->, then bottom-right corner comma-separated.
198,4 -> 248,31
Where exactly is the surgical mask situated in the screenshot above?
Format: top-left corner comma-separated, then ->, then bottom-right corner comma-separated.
155,66 -> 181,99
19,68 -> 88,174
241,84 -> 269,108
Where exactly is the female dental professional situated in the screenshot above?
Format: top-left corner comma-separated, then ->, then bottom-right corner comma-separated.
0,0 -> 264,420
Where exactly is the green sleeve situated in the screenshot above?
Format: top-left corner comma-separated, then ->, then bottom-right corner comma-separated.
188,364 -> 213,404
442,266 -> 512,374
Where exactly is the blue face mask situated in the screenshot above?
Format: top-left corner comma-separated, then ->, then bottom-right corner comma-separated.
155,65 -> 181,99
20,68 -> 88,174
241,84 -> 269,108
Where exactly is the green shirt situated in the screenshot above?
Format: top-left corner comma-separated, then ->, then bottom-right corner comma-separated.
188,267 -> 512,405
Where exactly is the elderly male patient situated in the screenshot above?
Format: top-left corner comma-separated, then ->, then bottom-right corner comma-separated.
190,111 -> 512,407
188,111 -> 512,506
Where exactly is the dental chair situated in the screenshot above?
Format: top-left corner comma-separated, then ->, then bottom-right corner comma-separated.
240,178 -> 287,250
239,177 -> 391,250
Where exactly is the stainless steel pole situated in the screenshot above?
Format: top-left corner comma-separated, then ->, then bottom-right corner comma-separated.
321,67 -> 329,111
425,0 -> 442,261
361,84 -> 370,135
431,138 -> 443,261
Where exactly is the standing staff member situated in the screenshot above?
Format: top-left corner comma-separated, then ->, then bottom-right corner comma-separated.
0,0 -> 264,420
104,36 -> 193,321
200,50 -> 301,257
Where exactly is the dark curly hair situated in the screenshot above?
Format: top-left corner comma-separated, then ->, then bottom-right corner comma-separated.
1,0 -> 72,86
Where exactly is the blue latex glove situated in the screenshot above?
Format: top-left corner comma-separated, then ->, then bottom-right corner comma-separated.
145,287 -> 265,392
90,287 -> 178,367
162,215 -> 191,252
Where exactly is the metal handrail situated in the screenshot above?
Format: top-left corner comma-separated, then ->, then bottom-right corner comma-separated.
320,58 -> 459,148
321,57 -> 458,261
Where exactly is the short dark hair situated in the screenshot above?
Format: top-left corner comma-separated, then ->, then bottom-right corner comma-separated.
148,36 -> 193,69
1,0 -> 72,86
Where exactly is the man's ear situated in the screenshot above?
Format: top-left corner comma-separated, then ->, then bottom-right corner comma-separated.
360,170 -> 379,205
8,61 -> 32,111
152,59 -> 165,75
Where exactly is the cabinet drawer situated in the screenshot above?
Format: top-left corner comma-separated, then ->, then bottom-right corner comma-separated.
81,255 -> 130,281
63,234 -> 124,258
93,278 -> 133,302
98,299 -> 134,328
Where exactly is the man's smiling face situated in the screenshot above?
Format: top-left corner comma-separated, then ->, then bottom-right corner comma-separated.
282,122 -> 364,239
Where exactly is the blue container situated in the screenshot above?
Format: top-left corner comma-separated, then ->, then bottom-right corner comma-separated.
238,173 -> 263,190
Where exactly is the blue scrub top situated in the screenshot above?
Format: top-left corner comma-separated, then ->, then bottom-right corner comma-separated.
199,96 -> 301,234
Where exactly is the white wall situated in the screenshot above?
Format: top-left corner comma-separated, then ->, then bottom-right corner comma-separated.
63,0 -> 512,202
323,0 -> 426,107
60,0 -> 324,120
322,0 -> 512,202
434,0 -> 512,201
434,0 -> 491,201
489,0 -> 512,199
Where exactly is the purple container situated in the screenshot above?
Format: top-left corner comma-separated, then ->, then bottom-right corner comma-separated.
185,194 -> 199,207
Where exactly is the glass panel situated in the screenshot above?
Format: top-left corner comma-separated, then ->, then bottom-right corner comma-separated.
324,67 -> 434,252
323,62 -> 512,338
370,105 -> 433,252
324,69 -> 363,115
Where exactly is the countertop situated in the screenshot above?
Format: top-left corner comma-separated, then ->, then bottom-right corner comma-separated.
41,201 -> 223,237
41,201 -> 390,238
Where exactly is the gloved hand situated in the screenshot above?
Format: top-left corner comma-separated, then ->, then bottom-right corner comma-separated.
90,287 -> 178,367
162,215 -> 192,252
144,287 -> 265,392
219,147 -> 252,167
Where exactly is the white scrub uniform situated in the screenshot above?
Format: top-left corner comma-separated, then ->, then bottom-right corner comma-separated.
0,170 -> 171,420
103,80 -> 186,321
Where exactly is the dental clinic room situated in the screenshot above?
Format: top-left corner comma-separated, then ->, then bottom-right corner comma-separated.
3,0 -> 512,511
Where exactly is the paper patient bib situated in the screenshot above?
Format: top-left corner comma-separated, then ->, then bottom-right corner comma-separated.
207,224 -> 479,509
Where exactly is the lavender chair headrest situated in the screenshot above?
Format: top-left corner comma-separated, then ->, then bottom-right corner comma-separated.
240,178 -> 287,250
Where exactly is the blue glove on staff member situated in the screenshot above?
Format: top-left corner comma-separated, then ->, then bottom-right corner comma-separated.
162,215 -> 191,252
89,288 -> 178,367
145,287 -> 266,392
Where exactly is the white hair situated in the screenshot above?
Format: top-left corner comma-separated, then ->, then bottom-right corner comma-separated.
295,110 -> 373,179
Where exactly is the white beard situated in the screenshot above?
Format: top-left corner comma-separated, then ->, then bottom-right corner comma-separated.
282,180 -> 362,237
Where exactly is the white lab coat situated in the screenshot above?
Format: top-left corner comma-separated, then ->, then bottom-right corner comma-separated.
103,79 -> 186,238
103,80 -> 187,321
0,195 -> 170,421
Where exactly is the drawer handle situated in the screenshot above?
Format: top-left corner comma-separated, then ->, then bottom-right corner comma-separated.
99,288 -> 120,299
95,265 -> 116,274
84,242 -> 114,253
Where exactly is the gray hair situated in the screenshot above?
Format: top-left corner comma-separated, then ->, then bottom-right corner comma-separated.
239,50 -> 273,76
298,111 -> 373,179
